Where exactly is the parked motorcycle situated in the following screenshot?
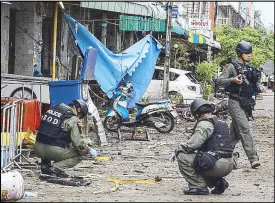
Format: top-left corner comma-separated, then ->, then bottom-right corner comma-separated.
215,87 -> 229,100
103,81 -> 178,133
211,98 -> 229,120
172,103 -> 196,122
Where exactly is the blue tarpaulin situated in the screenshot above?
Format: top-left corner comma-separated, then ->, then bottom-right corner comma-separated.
64,14 -> 163,108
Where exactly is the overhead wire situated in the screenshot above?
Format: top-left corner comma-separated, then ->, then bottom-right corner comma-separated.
5,16 -> 72,74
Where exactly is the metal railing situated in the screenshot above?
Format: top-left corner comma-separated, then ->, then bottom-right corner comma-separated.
216,18 -> 229,26
1,99 -> 37,174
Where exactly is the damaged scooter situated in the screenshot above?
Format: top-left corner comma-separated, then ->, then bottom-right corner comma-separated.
103,81 -> 178,133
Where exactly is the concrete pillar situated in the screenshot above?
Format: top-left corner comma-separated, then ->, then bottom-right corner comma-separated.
91,21 -> 95,34
1,4 -> 11,73
129,32 -> 134,46
116,31 -> 122,52
33,8 -> 43,74
14,2 -> 42,76
101,13 -> 107,46
59,17 -> 70,79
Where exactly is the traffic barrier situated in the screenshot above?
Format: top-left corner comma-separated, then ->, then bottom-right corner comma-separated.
1,99 -> 37,173
1,98 -> 41,132
1,101 -> 21,169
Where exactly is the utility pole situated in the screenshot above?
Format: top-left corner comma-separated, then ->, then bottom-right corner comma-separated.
162,2 -> 172,98
208,2 -> 216,62
52,1 -> 58,81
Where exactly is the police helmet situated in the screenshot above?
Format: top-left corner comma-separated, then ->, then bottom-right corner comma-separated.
236,41 -> 252,55
190,98 -> 213,118
72,99 -> 88,119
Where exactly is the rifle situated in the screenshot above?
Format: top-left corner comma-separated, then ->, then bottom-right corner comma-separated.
237,66 -> 260,120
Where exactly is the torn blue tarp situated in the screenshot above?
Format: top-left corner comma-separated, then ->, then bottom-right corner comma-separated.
64,14 -> 163,108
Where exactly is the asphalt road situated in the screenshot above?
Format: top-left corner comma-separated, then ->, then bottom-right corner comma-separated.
18,92 -> 274,202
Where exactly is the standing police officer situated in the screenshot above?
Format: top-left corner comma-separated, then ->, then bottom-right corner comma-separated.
34,99 -> 98,177
216,41 -> 261,169
171,99 -> 234,195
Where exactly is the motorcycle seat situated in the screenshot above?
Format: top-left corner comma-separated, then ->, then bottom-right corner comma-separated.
136,99 -> 169,107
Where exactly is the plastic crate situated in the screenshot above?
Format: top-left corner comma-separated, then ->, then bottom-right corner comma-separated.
48,80 -> 82,106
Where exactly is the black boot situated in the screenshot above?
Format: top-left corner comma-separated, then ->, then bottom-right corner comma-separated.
211,178 -> 229,194
41,159 -> 53,175
184,187 -> 209,195
50,166 -> 70,178
40,159 -> 69,178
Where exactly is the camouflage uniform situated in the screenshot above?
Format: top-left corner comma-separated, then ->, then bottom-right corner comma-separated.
176,120 -> 234,189
34,103 -> 91,169
216,60 -> 260,166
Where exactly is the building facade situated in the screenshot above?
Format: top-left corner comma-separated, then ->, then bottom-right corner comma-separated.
1,1 -> 213,79
1,2 -> 167,79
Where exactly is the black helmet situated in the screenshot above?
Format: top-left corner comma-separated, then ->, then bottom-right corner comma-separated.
190,98 -> 213,118
236,41 -> 252,55
71,99 -> 88,119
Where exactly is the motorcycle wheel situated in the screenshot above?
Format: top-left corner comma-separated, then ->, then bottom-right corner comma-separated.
216,90 -> 225,100
153,112 -> 175,133
183,110 -> 196,122
103,116 -> 122,132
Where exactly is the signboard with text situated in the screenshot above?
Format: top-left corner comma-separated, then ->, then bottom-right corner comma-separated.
161,5 -> 178,18
189,18 -> 210,30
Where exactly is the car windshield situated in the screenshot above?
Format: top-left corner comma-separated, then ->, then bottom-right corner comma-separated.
185,73 -> 199,84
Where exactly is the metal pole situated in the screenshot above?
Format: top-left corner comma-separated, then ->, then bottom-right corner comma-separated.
52,2 -> 58,81
102,13 -> 107,46
174,53 -> 176,68
162,2 -> 172,98
208,2 -> 215,62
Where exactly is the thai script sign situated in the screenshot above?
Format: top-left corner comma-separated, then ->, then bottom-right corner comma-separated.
161,5 -> 178,18
189,18 -> 210,30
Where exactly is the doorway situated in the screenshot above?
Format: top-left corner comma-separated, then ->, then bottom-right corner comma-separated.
41,17 -> 53,77
8,8 -> 16,74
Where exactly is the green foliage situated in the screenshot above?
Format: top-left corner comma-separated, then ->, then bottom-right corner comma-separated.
195,61 -> 218,96
171,39 -> 194,70
214,25 -> 274,68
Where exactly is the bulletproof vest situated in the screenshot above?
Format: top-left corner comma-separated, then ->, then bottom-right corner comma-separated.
36,105 -> 75,148
199,117 -> 233,153
226,62 -> 257,98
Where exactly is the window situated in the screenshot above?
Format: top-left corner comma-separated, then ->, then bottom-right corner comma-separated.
152,69 -> 179,81
169,72 -> 179,81
185,73 -> 199,84
152,69 -> 159,80
157,70 -> 164,80
152,69 -> 164,80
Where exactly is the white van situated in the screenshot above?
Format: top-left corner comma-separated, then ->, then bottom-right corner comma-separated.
1,73 -> 51,104
143,66 -> 203,104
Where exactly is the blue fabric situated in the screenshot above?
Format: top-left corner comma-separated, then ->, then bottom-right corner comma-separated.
64,14 -> 162,108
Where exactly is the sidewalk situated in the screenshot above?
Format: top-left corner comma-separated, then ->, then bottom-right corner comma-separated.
262,89 -> 274,96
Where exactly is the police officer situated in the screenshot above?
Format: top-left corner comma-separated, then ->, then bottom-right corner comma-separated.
216,41 -> 261,169
171,99 -> 234,195
34,99 -> 98,177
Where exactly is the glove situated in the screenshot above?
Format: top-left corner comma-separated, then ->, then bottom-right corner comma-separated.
89,148 -> 97,158
170,152 -> 176,162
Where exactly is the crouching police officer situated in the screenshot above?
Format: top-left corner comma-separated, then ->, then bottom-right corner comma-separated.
216,41 -> 261,169
171,99 -> 234,195
34,99 -> 98,177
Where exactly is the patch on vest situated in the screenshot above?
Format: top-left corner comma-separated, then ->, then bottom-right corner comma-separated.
42,114 -> 61,126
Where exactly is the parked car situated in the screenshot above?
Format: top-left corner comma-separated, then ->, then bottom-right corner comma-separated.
143,66 -> 203,104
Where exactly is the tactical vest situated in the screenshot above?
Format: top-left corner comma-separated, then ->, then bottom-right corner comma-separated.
36,105 -> 75,148
226,62 -> 257,98
198,117 -> 233,153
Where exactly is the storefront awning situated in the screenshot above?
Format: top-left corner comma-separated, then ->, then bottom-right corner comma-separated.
80,2 -> 166,19
172,22 -> 208,45
119,15 -> 166,32
118,14 -> 220,49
